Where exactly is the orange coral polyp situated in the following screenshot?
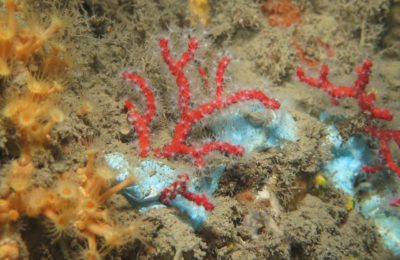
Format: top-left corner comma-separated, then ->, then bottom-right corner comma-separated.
8,175 -> 31,192
9,160 -> 35,176
9,209 -> 19,220
24,18 -> 63,59
94,166 -> 116,184
80,233 -> 101,260
46,191 -> 60,207
103,231 -> 125,248
27,79 -> 63,97
45,219 -> 66,240
61,187 -> 72,197
81,199 -> 98,214
44,209 -> 73,240
44,17 -> 64,38
17,110 -> 36,128
29,123 -> 40,136
55,179 -> 78,200
27,80 -> 47,95
7,160 -> 34,192
26,188 -> 49,216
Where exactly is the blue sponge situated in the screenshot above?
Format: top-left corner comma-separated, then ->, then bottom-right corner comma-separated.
209,104 -> 297,152
105,153 -> 223,229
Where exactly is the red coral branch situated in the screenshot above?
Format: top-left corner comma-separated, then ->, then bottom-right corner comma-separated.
123,37 -> 280,167
159,38 -> 198,115
364,126 -> 400,177
296,59 -> 393,121
122,72 -> 156,157
160,174 -> 214,211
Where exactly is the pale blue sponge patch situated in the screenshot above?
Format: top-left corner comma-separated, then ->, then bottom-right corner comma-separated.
359,194 -> 383,218
104,153 -> 223,229
323,127 -> 374,195
321,113 -> 400,256
360,195 -> 400,256
105,153 -> 176,208
210,104 -> 297,152
374,217 -> 400,256
171,194 -> 208,230
321,112 -> 374,195
265,108 -> 297,148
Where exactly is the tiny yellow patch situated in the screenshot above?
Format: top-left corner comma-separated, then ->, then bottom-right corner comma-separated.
314,174 -> 327,188
226,242 -> 236,250
189,0 -> 209,26
345,196 -> 355,211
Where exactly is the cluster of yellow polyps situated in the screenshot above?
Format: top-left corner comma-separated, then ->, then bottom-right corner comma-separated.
1,151 -> 138,259
0,0 -> 68,77
0,0 -> 141,258
0,0 -> 70,162
2,77 -> 64,163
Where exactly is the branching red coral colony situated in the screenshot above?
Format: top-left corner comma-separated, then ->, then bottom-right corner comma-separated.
123,37 -> 280,167
297,60 -> 400,178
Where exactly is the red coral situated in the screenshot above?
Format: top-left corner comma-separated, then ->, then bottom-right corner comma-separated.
297,59 -> 400,180
123,37 -> 280,167
160,174 -> 214,211
363,126 -> 400,176
297,59 -> 393,121
122,72 -> 155,158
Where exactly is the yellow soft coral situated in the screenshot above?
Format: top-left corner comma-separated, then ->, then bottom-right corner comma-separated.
0,0 -> 69,77
2,77 -> 64,163
0,0 -> 71,163
0,0 -> 19,76
1,151 -> 138,259
189,0 -> 209,26
0,1 -> 141,258
49,151 -> 138,257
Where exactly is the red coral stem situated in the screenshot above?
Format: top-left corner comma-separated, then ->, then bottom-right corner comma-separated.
159,37 -> 199,115
297,59 -> 393,121
122,71 -> 156,157
364,126 -> 400,177
160,174 -> 214,211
